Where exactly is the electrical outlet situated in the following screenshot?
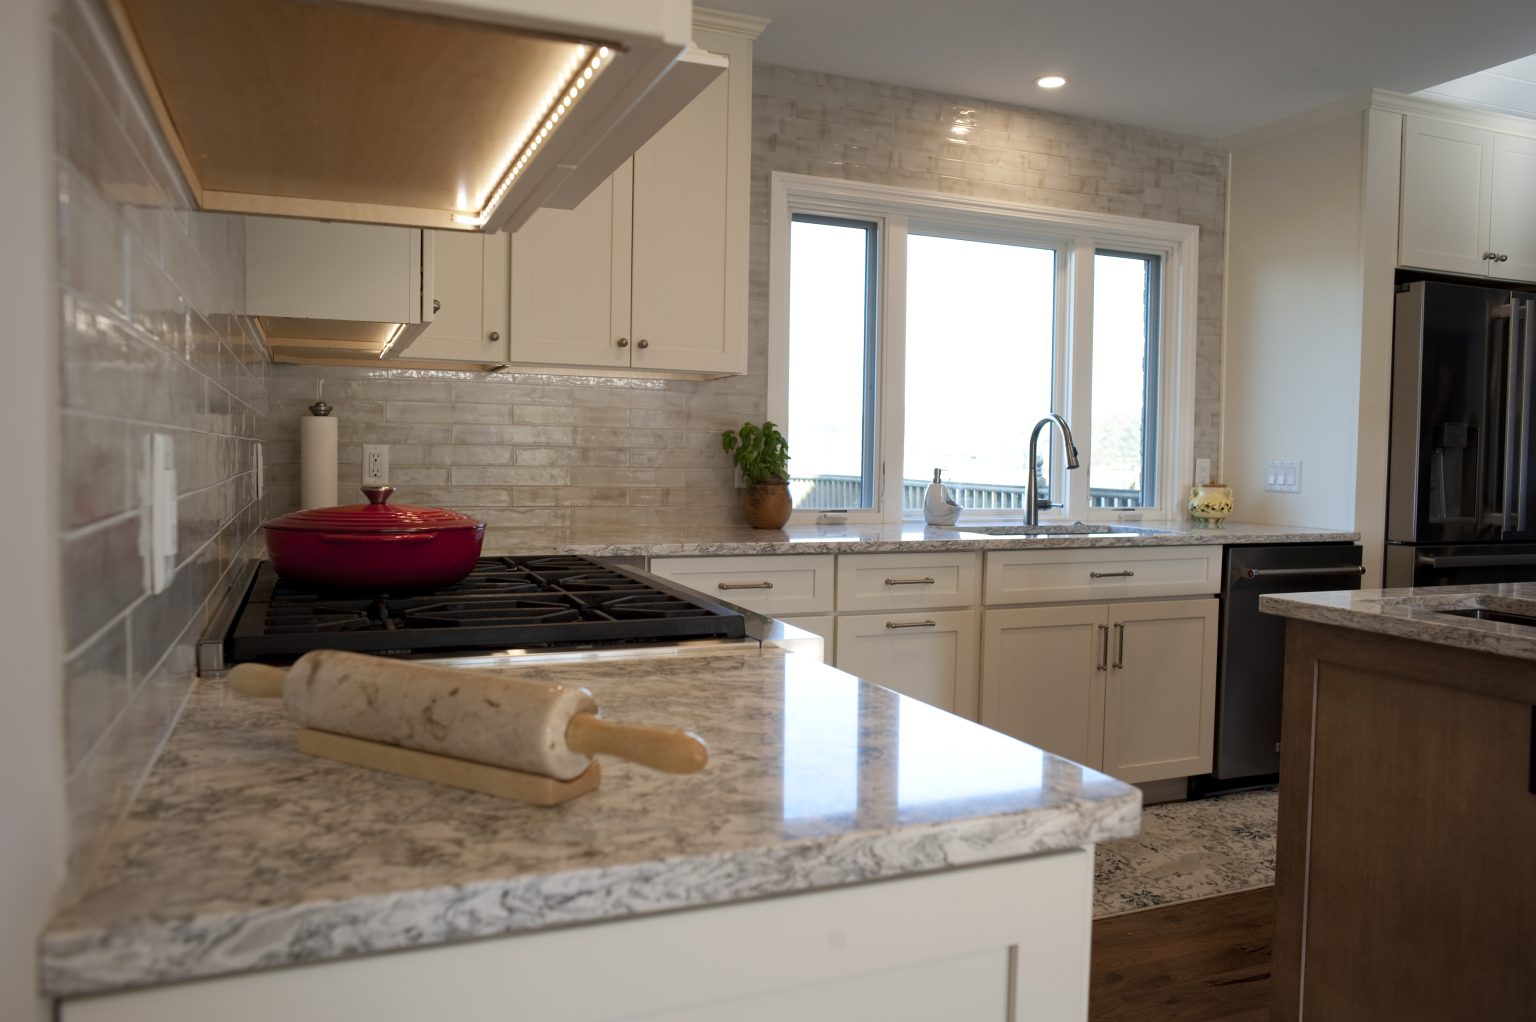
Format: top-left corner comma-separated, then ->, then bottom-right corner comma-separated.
362,444 -> 389,486
1265,458 -> 1301,493
143,433 -> 178,595
1194,457 -> 1212,486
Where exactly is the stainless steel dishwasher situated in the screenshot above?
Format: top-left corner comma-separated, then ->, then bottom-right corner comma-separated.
1190,543 -> 1365,796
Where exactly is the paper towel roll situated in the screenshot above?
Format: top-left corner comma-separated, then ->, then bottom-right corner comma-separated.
300,413 -> 339,509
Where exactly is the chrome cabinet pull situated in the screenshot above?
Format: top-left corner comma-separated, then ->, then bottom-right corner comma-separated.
1089,570 -> 1135,579
884,576 -> 936,586
432,298 -> 441,313
1485,251 -> 1500,261
1097,624 -> 1109,671
1112,622 -> 1126,669
616,337 -> 630,348
717,581 -> 773,591
886,619 -> 937,629
637,338 -> 650,349
488,331 -> 500,342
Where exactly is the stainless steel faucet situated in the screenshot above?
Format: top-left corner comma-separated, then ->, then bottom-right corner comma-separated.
1024,414 -> 1080,527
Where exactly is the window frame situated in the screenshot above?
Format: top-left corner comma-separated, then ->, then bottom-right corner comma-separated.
768,172 -> 1199,525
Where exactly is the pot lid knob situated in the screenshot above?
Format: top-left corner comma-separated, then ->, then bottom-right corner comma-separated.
308,400 -> 333,416
361,485 -> 394,505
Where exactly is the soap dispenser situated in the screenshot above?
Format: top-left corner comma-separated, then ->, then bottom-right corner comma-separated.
923,468 -> 962,526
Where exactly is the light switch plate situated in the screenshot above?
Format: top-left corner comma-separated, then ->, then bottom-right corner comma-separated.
1265,458 -> 1301,493
144,432 -> 178,594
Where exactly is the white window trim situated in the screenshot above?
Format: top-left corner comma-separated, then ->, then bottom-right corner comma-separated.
768,171 -> 1199,525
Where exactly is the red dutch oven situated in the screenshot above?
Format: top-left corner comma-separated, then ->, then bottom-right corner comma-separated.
264,486 -> 486,590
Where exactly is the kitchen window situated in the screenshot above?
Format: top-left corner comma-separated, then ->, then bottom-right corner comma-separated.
768,173 -> 1199,523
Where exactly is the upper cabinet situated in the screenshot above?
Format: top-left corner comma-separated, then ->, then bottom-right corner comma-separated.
395,232 -> 512,369
100,0 -> 711,233
506,18 -> 757,377
1399,115 -> 1536,282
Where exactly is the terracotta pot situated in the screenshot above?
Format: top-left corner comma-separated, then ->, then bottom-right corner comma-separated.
741,480 -> 792,529
264,486 -> 486,590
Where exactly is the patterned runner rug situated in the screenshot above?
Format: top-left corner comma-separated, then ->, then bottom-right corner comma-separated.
1093,788 -> 1279,918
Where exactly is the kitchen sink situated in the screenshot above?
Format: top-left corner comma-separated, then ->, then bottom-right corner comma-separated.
1392,593 -> 1536,629
1438,607 -> 1536,627
944,524 -> 1170,539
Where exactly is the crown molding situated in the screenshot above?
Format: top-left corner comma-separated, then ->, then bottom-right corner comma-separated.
693,6 -> 769,40
1225,88 -> 1536,152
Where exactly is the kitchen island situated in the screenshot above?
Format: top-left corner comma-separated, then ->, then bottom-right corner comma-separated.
1261,584 -> 1536,1020
41,647 -> 1140,1020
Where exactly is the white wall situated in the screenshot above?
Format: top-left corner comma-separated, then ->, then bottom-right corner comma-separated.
0,0 -> 67,1017
1224,112 -> 1365,532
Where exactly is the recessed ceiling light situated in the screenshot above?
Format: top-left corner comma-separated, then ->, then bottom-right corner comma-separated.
1035,75 -> 1068,89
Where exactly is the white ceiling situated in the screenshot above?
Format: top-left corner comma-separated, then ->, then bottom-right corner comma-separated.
702,0 -> 1536,138
1416,54 -> 1536,119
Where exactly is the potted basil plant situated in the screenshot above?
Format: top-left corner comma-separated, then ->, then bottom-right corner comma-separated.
720,421 -> 792,529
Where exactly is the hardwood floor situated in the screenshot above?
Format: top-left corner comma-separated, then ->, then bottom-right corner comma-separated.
1089,887 -> 1274,1022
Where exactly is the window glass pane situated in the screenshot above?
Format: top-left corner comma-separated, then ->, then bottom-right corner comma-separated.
1090,251 -> 1160,508
788,216 -> 877,510
903,234 -> 1055,513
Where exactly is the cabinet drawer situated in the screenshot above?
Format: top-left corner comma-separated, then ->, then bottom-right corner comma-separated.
836,552 -> 980,613
984,546 -> 1221,604
835,609 -> 979,718
648,555 -> 835,614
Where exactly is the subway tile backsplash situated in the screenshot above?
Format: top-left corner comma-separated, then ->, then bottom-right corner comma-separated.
55,0 -> 267,881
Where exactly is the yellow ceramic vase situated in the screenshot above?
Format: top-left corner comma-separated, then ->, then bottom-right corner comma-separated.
1188,483 -> 1234,522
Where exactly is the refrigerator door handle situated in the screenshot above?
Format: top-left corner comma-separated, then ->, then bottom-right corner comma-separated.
1519,299 -> 1535,534
1504,304 -> 1523,535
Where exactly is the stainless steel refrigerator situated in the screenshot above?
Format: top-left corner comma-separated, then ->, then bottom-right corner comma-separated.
1385,280 -> 1536,587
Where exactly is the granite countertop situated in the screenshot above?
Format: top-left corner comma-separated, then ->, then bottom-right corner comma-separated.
42,648 -> 1140,998
1262,582 -> 1536,661
533,519 -> 1358,557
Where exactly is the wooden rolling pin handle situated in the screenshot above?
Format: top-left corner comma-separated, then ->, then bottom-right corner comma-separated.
229,663 -> 287,698
565,714 -> 708,774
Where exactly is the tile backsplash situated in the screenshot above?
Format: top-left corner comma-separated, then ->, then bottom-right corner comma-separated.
55,0 -> 267,879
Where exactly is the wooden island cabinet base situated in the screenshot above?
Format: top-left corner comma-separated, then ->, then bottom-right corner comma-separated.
1273,621 -> 1536,1020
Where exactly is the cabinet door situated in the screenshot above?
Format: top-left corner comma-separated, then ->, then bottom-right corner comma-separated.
835,610 -> 978,717
1101,598 -> 1217,783
507,166 -> 633,368
1399,116 -> 1494,277
979,605 -> 1105,768
404,231 -> 509,363
245,218 -> 423,323
1490,131 -> 1536,283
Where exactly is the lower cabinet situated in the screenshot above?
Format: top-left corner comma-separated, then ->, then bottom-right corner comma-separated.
777,614 -> 835,661
834,610 -> 979,718
981,598 -> 1217,783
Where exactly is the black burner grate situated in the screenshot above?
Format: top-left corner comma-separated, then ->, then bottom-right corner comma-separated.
224,555 -> 748,663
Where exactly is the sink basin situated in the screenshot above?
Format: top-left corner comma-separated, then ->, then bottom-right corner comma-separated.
1438,607 -> 1536,628
1392,593 -> 1536,628
947,524 -> 1169,539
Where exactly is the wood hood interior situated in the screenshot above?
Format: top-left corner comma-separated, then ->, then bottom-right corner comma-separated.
102,0 -> 696,232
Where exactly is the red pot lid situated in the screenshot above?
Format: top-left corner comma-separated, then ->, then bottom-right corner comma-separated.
264,487 -> 484,534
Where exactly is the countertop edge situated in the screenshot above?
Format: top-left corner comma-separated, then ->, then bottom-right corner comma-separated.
41,791 -> 1141,997
1261,586 -> 1536,661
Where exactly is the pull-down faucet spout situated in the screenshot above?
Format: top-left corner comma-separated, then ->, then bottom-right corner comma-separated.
1024,414 -> 1080,527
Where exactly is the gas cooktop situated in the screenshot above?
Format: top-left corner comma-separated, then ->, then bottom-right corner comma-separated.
201,555 -> 749,671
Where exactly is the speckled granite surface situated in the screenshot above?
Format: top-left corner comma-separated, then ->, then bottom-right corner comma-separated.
1262,583 -> 1536,661
511,520 -> 1358,557
41,648 -> 1140,997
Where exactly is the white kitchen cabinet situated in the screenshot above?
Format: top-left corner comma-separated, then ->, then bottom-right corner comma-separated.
648,555 -> 835,616
244,218 -> 434,361
394,230 -> 510,367
59,851 -> 1093,1022
1399,115 -> 1536,282
834,552 -> 980,613
776,614 -> 836,661
506,23 -> 752,376
980,598 -> 1217,784
983,545 -> 1222,605
834,609 -> 978,718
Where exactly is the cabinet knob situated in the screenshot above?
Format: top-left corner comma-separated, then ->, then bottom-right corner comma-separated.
1497,253 -> 1510,263
432,299 -> 441,313
637,338 -> 650,349
616,337 -> 630,348
1484,252 -> 1500,261
487,331 -> 500,342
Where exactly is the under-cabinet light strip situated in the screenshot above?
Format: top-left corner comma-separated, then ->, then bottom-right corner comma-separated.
377,323 -> 406,359
453,45 -> 613,227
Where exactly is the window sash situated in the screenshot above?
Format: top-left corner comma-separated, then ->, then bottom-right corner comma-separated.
769,173 -> 1198,526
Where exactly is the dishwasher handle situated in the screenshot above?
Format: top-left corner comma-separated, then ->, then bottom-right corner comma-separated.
1242,565 -> 1366,580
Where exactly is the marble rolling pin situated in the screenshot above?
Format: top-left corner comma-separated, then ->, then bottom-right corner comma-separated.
229,650 -> 707,804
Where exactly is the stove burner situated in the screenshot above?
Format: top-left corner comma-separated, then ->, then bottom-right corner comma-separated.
223,555 -> 748,664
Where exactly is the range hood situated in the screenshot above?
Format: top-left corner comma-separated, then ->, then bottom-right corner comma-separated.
102,0 -> 703,232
